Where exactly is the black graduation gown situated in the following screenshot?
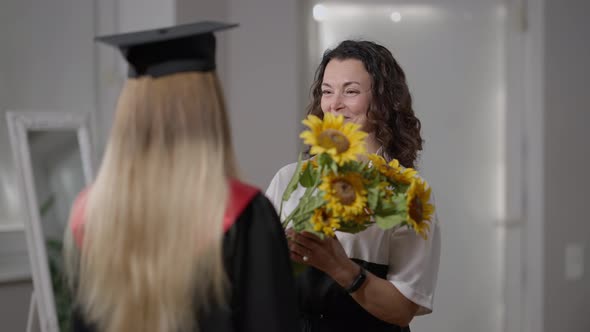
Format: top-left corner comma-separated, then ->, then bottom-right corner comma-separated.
296,261 -> 410,332
71,192 -> 300,332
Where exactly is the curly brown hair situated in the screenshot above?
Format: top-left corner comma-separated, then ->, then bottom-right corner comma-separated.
307,40 -> 423,168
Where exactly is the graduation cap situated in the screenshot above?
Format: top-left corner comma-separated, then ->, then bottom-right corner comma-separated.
96,21 -> 238,78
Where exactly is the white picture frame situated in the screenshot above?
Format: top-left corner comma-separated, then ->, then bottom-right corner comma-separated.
6,111 -> 96,332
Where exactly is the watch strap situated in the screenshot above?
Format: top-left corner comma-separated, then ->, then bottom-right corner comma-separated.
346,266 -> 367,293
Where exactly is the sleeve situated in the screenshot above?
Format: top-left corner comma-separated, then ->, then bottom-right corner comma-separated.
232,193 -> 300,332
264,168 -> 285,213
386,193 -> 441,315
265,163 -> 299,221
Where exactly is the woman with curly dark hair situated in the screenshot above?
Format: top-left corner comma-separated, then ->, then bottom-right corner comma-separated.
266,40 -> 440,332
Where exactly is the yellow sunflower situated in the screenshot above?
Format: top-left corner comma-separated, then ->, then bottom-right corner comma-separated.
388,159 -> 418,185
319,172 -> 368,219
300,113 -> 367,165
368,154 -> 417,185
311,208 -> 340,237
368,154 -> 388,173
406,178 -> 435,239
352,210 -> 372,225
301,159 -> 319,173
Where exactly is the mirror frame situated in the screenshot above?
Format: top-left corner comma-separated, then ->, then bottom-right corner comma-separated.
6,111 -> 96,332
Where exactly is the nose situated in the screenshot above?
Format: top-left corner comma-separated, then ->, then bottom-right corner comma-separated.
328,93 -> 345,113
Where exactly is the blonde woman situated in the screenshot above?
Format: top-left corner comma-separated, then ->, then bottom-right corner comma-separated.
65,22 -> 298,332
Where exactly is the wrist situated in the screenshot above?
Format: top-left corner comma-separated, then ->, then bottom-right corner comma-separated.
330,259 -> 361,288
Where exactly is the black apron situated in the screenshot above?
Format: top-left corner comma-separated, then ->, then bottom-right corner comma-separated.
297,259 -> 410,332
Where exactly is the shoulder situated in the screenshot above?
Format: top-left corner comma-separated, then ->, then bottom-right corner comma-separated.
70,188 -> 90,248
265,162 -> 299,207
224,179 -> 262,231
229,179 -> 260,198
272,162 -> 299,181
229,187 -> 282,233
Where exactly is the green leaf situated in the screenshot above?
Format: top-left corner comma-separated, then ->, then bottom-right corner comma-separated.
297,196 -> 325,216
397,183 -> 411,193
338,222 -> 374,233
330,161 -> 339,175
300,226 -> 325,240
46,238 -> 63,252
282,153 -> 304,202
391,194 -> 408,213
354,160 -> 369,173
318,153 -> 332,166
375,214 -> 405,229
377,199 -> 397,215
39,195 -> 55,217
367,187 -> 380,211
45,238 -> 73,332
299,164 -> 315,188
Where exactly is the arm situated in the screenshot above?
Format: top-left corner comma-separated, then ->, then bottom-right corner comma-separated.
329,254 -> 418,326
289,219 -> 440,327
289,231 -> 417,326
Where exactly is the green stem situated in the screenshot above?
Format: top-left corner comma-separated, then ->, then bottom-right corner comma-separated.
281,164 -> 325,230
279,199 -> 285,223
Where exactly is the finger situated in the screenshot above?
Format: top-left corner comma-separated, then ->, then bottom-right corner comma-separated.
289,241 -> 311,258
285,228 -> 295,239
293,233 -> 322,251
290,252 -> 307,264
299,231 -> 324,243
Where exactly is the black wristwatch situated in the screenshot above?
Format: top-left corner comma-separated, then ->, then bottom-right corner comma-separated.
346,266 -> 367,294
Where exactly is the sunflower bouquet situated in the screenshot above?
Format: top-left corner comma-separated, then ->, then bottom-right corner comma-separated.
280,113 -> 434,239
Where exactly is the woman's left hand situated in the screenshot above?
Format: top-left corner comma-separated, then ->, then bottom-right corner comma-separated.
287,230 -> 358,282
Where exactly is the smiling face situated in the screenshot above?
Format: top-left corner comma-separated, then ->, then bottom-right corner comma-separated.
320,58 -> 373,129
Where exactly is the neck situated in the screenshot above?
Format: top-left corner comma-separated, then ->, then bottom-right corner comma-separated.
365,134 -> 380,154
357,134 -> 380,163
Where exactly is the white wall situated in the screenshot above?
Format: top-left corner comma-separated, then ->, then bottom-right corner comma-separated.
0,0 -> 96,236
226,0 -> 302,188
0,281 -> 32,330
0,0 -> 95,229
176,0 -> 230,88
0,1 -> 96,330
543,0 -> 590,331
175,0 -> 303,188
94,0 -> 177,150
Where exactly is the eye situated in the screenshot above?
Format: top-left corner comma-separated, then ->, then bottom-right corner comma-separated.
321,90 -> 333,95
345,90 -> 360,95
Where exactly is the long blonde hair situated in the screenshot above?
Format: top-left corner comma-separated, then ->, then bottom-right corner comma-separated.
68,72 -> 237,331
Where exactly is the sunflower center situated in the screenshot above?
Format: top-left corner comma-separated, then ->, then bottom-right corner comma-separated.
409,197 -> 424,221
317,129 -> 351,153
333,179 -> 356,205
320,212 -> 331,226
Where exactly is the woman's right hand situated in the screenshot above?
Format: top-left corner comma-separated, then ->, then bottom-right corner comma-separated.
285,228 -> 359,287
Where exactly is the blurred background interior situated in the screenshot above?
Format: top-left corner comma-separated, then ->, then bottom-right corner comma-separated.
0,0 -> 588,331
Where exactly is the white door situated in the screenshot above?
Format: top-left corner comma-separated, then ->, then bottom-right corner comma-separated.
305,1 -> 523,331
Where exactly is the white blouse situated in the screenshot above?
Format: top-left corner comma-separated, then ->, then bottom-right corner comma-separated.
265,162 -> 441,315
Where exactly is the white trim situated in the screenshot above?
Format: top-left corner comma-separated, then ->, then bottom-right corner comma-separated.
0,272 -> 32,283
501,1 -> 529,331
6,111 -> 96,332
0,223 -> 25,232
522,0 -> 545,331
